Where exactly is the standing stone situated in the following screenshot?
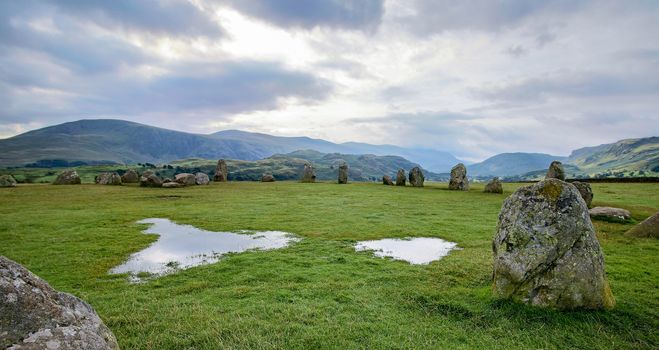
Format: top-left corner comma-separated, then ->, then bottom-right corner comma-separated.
382,175 -> 393,185
213,159 -> 228,182
121,169 -> 139,183
300,164 -> 316,183
0,174 -> 17,187
195,172 -> 210,185
175,173 -> 196,186
571,181 -> 594,208
0,256 -> 120,349
492,179 -> 615,309
95,172 -> 122,185
139,173 -> 163,187
625,211 -> 659,238
261,174 -> 275,182
546,161 -> 566,180
484,177 -> 503,193
338,163 -> 348,184
449,163 -> 469,191
53,170 -> 81,185
408,167 -> 424,187
395,169 -> 406,186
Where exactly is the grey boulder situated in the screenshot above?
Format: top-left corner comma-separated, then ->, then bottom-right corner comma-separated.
139,173 -> 162,188
195,172 -> 210,185
571,181 -> 593,208
589,206 -> 631,222
545,161 -> 566,180
162,182 -> 183,188
174,173 -> 196,186
53,170 -> 81,185
338,163 -> 348,184
449,163 -> 469,191
395,169 -> 406,186
0,174 -> 17,187
261,174 -> 275,182
382,175 -> 393,186
625,211 -> 659,238
95,173 -> 122,186
213,159 -> 228,182
408,167 -> 424,187
300,164 -> 316,183
120,170 -> 139,183
483,177 -> 503,193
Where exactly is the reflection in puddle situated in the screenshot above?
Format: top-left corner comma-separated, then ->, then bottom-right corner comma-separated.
354,237 -> 458,265
110,218 -> 298,281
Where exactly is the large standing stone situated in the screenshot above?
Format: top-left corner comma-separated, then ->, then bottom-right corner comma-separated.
492,179 -> 615,310
408,167 -> 424,187
625,211 -> 659,238
300,164 -> 316,183
449,163 -> 469,191
213,159 -> 228,182
139,173 -> 163,188
0,256 -> 119,349
571,181 -> 593,208
484,177 -> 503,193
338,163 -> 348,184
261,174 -> 275,182
95,172 -> 122,186
174,173 -> 196,186
395,169 -> 406,186
53,170 -> 81,185
382,175 -> 393,185
546,161 -> 566,180
121,170 -> 139,183
0,175 -> 17,187
589,206 -> 631,222
195,172 -> 210,185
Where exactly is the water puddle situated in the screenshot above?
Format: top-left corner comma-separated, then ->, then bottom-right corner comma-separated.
110,218 -> 299,281
354,237 -> 458,265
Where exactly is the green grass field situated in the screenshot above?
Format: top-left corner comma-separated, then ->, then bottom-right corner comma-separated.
1,181 -> 657,349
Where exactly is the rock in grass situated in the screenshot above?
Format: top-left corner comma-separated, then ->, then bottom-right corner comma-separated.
139,173 -> 163,188
261,174 -> 275,182
484,177 -> 503,193
382,175 -> 393,185
95,172 -> 122,185
0,174 -> 17,187
338,163 -> 348,184
213,159 -> 228,182
300,164 -> 316,183
0,256 -> 119,349
571,181 -> 593,208
162,182 -> 183,188
121,169 -> 139,183
53,170 -> 81,185
545,161 -> 566,180
492,179 -> 615,310
408,167 -> 424,187
395,169 -> 406,186
449,163 -> 469,191
174,173 -> 196,186
195,172 -> 210,185
589,206 -> 631,222
625,212 -> 659,238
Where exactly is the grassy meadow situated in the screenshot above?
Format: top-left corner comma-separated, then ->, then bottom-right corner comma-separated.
0,181 -> 657,349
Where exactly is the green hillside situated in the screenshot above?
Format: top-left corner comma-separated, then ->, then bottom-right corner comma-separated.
567,137 -> 659,176
469,153 -> 567,176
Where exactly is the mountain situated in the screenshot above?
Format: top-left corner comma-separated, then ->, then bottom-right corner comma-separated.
469,153 -> 567,177
0,119 -> 461,171
567,137 -> 659,175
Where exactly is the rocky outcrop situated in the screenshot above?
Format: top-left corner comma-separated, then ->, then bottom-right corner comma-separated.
448,163 -> 469,191
545,161 -> 566,180
589,206 -> 631,222
261,174 -> 275,182
0,256 -> 119,349
338,163 -> 348,184
213,159 -> 228,182
408,167 -> 424,187
120,170 -> 139,183
484,177 -> 503,193
139,173 -> 162,188
0,174 -> 17,187
300,164 -> 316,183
382,175 -> 393,185
53,170 -> 81,185
195,172 -> 210,185
492,179 -> 615,310
174,173 -> 196,186
625,212 -> 659,238
571,181 -> 593,208
395,169 -> 406,186
95,172 -> 122,186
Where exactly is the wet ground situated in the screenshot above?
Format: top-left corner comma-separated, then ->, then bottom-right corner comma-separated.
354,237 -> 458,264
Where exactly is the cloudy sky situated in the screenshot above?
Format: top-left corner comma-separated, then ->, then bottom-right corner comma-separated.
1,0 -> 658,161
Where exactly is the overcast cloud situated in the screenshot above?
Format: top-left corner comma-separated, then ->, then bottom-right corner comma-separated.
1,0 -> 658,161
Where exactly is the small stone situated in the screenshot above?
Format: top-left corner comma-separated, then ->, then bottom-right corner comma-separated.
571,181 -> 593,208
546,161 -> 566,180
139,173 -> 163,188
195,172 -> 210,185
120,170 -> 139,183
162,182 -> 183,188
0,175 -> 17,187
484,177 -> 503,193
261,174 -> 276,182
589,206 -> 631,222
338,163 -> 348,184
408,167 -> 424,187
395,169 -> 406,186
53,170 -> 81,185
449,163 -> 469,191
382,175 -> 393,185
213,159 -> 228,182
95,172 -> 122,185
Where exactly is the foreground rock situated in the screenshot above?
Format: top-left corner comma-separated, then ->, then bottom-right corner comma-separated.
95,172 -> 122,186
0,174 -> 17,187
571,181 -> 594,208
338,163 -> 348,184
139,172 -> 163,188
484,177 -> 503,193
395,169 -> 406,186
408,167 -> 424,187
625,212 -> 659,238
589,206 -> 631,222
382,175 -> 393,185
261,174 -> 275,182
300,164 -> 316,183
53,170 -> 81,185
0,256 -> 119,349
120,169 -> 139,183
449,163 -> 469,191
174,173 -> 196,186
195,172 -> 210,185
492,179 -> 615,309
213,159 -> 228,182
545,161 -> 566,180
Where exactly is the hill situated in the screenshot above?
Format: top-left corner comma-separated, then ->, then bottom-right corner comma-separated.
567,137 -> 659,176
469,153 -> 567,177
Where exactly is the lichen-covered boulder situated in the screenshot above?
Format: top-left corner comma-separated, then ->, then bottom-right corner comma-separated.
300,164 -> 316,183
589,206 -> 631,222
625,211 -> 659,238
571,181 -> 593,208
0,256 -> 119,349
261,174 -> 275,182
338,163 -> 348,184
213,159 -> 228,182
195,172 -> 210,185
449,163 -> 469,191
395,169 -> 406,186
546,161 -> 566,180
139,173 -> 162,188
492,179 -> 615,310
0,174 -> 17,187
484,177 -> 503,193
174,173 -> 196,186
408,167 -> 424,187
53,170 -> 81,185
121,170 -> 139,183
382,175 -> 393,185
95,172 -> 122,186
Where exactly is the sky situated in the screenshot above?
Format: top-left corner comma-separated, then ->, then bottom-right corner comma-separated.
1,0 -> 658,161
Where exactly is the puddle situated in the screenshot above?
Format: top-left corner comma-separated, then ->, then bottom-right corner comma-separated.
354,237 -> 458,265
110,218 -> 299,281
